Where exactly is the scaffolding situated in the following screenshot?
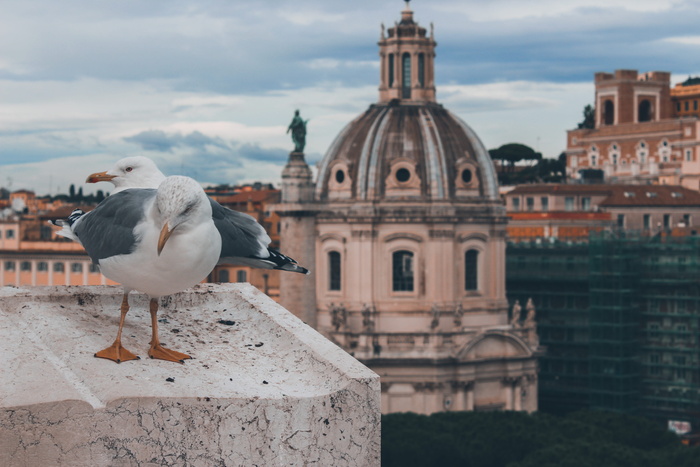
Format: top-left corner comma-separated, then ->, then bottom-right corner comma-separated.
507,232 -> 700,426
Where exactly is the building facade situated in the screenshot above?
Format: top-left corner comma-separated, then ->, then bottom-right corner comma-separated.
275,4 -> 540,415
566,70 -> 700,189
504,183 -> 700,241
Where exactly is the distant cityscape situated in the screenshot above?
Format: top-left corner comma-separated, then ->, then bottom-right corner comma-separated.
3,1 -> 700,452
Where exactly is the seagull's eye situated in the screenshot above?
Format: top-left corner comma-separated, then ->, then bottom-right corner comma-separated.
125,167 -> 133,172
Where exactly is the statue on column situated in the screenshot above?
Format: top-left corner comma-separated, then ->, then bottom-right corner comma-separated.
430,304 -> 440,330
287,109 -> 308,153
330,303 -> 347,332
453,303 -> 464,329
361,304 -> 376,333
510,300 -> 522,327
524,298 -> 536,327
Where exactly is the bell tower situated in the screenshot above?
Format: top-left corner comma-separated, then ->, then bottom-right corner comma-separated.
378,0 -> 437,103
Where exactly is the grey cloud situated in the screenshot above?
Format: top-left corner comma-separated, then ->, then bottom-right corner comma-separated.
124,130 -> 228,152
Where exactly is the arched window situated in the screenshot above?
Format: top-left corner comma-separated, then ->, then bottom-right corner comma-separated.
328,251 -> 341,291
603,100 -> 615,125
418,53 -> 425,88
638,99 -> 652,122
392,250 -> 414,292
219,269 -> 229,282
402,53 -> 411,99
465,250 -> 479,291
236,270 -> 247,283
53,262 -> 64,273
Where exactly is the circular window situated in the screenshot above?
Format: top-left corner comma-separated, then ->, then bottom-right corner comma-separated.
461,169 -> 473,184
335,169 -> 345,184
396,168 -> 411,183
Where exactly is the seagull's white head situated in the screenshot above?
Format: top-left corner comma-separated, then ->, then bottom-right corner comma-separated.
155,176 -> 213,255
86,156 -> 166,193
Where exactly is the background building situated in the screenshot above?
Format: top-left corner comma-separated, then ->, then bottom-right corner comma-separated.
275,3 -> 540,415
504,183 -> 700,241
566,70 -> 700,188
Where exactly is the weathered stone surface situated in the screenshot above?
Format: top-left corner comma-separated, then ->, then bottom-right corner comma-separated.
0,284 -> 380,466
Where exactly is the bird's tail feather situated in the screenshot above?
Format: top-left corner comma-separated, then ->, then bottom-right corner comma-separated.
218,248 -> 310,275
48,209 -> 85,243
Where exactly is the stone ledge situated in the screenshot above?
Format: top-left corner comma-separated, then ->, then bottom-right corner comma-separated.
0,284 -> 380,467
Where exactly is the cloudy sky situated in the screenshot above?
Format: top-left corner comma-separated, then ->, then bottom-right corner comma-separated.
1,0 -> 699,195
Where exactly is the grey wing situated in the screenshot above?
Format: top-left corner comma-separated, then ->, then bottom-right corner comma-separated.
210,198 -> 271,260
74,189 -> 157,263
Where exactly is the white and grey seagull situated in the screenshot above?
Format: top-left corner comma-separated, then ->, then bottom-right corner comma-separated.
85,156 -> 307,273
54,175 -> 222,363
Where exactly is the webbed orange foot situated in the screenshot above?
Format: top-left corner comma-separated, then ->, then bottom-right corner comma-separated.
95,341 -> 140,363
149,344 -> 191,363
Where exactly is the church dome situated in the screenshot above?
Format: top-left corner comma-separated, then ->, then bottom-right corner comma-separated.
314,4 -> 499,203
315,101 -> 499,202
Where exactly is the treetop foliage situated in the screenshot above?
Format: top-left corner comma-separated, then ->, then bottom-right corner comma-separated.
382,410 -> 699,467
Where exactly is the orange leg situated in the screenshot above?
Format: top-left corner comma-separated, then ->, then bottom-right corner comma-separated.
95,292 -> 140,363
148,298 -> 191,363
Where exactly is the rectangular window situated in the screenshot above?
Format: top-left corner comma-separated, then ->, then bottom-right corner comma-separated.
565,197 -> 575,212
71,262 -> 83,273
6,229 -> 14,239
526,197 -> 534,211
617,214 -> 625,228
37,262 -> 48,272
329,251 -> 341,291
683,214 -> 691,227
417,53 -> 425,87
541,197 -> 549,212
643,214 -> 651,230
4,261 -> 15,271
581,197 -> 591,211
695,100 -> 698,111
685,101 -> 690,111
686,150 -> 693,162
664,214 -> 671,229
512,198 -> 520,211
392,250 -> 414,292
20,261 -> 31,271
465,250 -> 478,291
388,54 -> 394,87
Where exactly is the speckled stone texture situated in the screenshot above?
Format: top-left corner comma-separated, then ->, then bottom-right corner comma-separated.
0,284 -> 380,467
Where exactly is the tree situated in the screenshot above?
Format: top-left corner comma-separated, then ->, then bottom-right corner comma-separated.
578,104 -> 595,129
489,143 -> 542,185
69,184 -> 76,201
381,410 -> 698,467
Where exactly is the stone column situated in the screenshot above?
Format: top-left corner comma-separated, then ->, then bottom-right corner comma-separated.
278,152 -> 317,328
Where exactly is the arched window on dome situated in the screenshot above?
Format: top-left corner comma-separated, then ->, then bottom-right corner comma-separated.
418,53 -> 425,88
328,251 -> 341,291
402,52 -> 411,99
392,250 -> 414,291
465,250 -> 479,291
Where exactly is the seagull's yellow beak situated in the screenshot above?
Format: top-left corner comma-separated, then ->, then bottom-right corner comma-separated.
157,224 -> 173,256
86,171 -> 117,184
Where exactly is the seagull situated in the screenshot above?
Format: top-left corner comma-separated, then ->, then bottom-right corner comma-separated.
53,176 -> 222,363
86,156 -> 308,274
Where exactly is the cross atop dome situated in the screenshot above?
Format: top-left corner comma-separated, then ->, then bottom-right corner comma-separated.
378,1 -> 436,103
